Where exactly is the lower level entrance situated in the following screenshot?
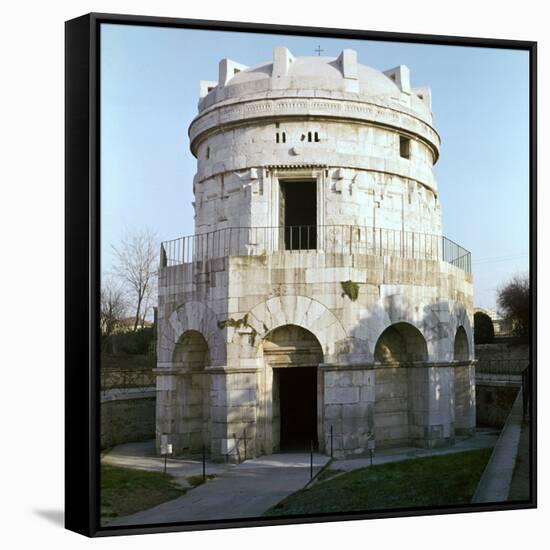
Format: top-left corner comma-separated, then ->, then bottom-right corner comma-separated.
278,367 -> 318,451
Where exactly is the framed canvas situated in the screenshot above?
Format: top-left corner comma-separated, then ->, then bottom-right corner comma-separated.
65,12 -> 537,537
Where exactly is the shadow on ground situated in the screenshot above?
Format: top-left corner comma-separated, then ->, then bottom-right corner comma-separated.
33,509 -> 64,527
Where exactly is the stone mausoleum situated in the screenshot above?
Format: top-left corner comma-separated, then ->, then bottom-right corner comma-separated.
155,47 -> 476,460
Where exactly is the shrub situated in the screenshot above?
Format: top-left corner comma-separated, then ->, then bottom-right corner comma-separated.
474,311 -> 494,344
112,327 -> 155,355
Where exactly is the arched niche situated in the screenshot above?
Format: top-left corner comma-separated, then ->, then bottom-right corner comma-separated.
374,322 -> 428,363
172,330 -> 209,370
170,330 -> 210,453
453,326 -> 470,361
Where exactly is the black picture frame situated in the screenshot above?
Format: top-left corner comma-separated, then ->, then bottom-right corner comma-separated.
65,12 -> 537,538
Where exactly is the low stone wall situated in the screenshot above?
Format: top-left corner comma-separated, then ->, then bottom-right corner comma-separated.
476,383 -> 520,428
474,343 -> 528,428
475,343 -> 529,363
100,357 -> 157,450
101,391 -> 156,450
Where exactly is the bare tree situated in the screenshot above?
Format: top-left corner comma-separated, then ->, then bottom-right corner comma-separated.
100,275 -> 127,343
497,273 -> 530,341
112,228 -> 158,332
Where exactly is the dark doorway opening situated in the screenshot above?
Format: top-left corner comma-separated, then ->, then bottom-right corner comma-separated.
280,180 -> 317,250
278,367 -> 318,451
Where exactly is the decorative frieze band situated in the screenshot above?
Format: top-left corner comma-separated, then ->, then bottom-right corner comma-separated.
189,96 -> 440,159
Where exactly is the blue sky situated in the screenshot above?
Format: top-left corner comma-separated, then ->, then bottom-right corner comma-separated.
100,23 -> 530,310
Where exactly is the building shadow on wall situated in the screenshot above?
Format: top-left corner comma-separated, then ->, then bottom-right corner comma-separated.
332,296 -> 475,451
339,297 -> 473,366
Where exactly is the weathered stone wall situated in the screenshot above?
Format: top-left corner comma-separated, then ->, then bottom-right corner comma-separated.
101,394 -> 155,450
474,342 -> 528,429
374,366 -> 409,447
155,372 -> 211,455
156,250 -> 474,458
455,364 -> 476,435
476,343 -> 529,364
324,367 -> 375,456
224,253 -> 474,367
193,120 -> 441,237
210,370 -> 259,459
476,384 -> 519,428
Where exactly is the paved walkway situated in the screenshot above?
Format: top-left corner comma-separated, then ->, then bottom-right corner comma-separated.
104,429 -> 499,526
105,450 -> 329,526
472,391 -> 524,503
507,419 -> 531,501
102,441 -> 231,487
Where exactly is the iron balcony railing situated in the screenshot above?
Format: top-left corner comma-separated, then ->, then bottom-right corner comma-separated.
160,225 -> 472,273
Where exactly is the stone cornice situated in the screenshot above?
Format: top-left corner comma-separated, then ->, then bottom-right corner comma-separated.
204,365 -> 260,374
319,360 -> 477,370
154,365 -> 261,375
155,361 -> 476,375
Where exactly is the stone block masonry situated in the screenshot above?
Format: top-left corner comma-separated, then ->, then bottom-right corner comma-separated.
155,47 -> 475,460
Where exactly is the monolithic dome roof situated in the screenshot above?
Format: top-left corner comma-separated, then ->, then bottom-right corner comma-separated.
229,56 -> 399,95
196,48 -> 433,122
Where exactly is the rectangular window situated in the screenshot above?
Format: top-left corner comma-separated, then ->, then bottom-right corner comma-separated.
400,136 -> 411,159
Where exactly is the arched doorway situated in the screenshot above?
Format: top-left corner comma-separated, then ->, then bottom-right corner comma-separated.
172,330 -> 210,452
374,322 -> 428,447
263,325 -> 323,451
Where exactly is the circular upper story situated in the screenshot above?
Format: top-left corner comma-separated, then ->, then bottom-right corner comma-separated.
188,47 -> 441,163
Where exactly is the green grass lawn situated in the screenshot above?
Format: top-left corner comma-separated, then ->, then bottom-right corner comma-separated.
265,448 -> 492,517
101,464 -> 188,524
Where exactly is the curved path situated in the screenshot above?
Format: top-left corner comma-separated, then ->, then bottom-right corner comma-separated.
106,452 -> 329,526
